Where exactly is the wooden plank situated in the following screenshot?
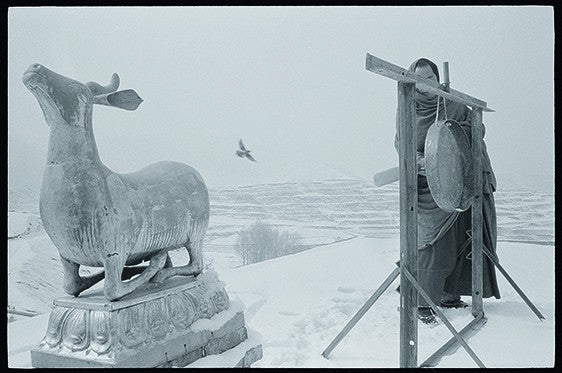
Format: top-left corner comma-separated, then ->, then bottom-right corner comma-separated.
471,108 -> 484,317
401,267 -> 486,368
397,81 -> 418,368
419,313 -> 487,367
366,54 -> 494,112
321,267 -> 400,359
373,166 -> 399,187
7,307 -> 39,317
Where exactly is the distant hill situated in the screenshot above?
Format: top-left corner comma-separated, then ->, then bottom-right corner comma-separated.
207,179 -> 554,245
7,179 -> 555,245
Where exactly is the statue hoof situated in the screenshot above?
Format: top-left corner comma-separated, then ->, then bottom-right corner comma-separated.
63,281 -> 84,297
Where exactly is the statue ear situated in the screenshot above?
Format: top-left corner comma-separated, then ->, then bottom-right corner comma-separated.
93,89 -> 143,111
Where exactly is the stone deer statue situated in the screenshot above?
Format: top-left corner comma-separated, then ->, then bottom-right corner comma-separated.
22,64 -> 210,301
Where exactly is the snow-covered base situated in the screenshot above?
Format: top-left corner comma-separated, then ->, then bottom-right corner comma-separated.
9,298 -> 259,368
187,328 -> 263,367
29,272 -> 233,367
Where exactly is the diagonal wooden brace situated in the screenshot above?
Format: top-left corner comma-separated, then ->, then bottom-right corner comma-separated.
462,231 -> 545,321
321,266 -> 401,359
481,245 -> 546,321
401,267 -> 486,368
419,313 -> 487,367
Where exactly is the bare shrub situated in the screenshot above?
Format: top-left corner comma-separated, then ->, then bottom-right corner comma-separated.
234,221 -> 305,265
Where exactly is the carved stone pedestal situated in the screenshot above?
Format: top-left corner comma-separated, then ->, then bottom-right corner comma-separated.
30,270 -> 262,368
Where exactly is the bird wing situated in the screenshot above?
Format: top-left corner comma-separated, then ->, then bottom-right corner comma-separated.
239,139 -> 247,151
236,150 -> 245,157
246,153 -> 257,162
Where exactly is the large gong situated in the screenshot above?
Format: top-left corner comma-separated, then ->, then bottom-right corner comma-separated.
425,119 -> 474,212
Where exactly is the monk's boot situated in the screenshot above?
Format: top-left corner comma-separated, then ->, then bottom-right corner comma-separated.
441,294 -> 469,309
441,299 -> 469,308
418,306 -> 438,326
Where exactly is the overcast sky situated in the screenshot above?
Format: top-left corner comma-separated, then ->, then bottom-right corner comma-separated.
8,6 -> 554,194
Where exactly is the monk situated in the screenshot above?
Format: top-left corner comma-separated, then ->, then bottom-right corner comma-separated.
394,58 -> 501,324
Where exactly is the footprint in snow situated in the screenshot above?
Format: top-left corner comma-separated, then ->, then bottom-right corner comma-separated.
337,286 -> 356,293
279,310 -> 301,316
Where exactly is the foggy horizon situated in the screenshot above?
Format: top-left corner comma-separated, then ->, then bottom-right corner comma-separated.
8,6 -> 554,194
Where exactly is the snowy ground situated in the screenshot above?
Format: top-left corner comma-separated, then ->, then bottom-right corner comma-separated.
6,180 -> 555,367
221,238 -> 554,368
7,236 -> 554,368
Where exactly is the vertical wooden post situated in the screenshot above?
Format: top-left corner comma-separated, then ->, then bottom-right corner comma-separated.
443,62 -> 450,91
397,81 -> 418,367
471,108 -> 484,317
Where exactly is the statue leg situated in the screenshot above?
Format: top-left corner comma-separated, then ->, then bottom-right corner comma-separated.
150,241 -> 203,283
163,253 -> 173,268
103,251 -> 168,301
121,253 -> 172,280
60,255 -> 105,297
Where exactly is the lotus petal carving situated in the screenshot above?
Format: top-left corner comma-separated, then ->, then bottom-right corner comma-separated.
90,310 -> 112,354
145,297 -> 171,340
45,306 -> 70,347
117,305 -> 145,349
62,309 -> 89,351
167,292 -> 196,330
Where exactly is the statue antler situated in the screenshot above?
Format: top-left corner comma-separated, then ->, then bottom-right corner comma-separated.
85,73 -> 120,96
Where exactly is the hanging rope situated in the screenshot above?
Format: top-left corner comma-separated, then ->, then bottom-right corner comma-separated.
435,90 -> 449,123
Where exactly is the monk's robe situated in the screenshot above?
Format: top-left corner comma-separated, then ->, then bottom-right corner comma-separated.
394,59 -> 500,306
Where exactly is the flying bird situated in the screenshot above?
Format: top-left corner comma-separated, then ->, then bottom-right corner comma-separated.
236,139 -> 257,162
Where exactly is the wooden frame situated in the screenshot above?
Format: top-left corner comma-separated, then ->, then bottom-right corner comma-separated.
366,53 -> 492,368
321,53 -> 545,368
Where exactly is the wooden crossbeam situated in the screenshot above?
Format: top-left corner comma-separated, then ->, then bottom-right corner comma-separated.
365,54 -> 494,112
